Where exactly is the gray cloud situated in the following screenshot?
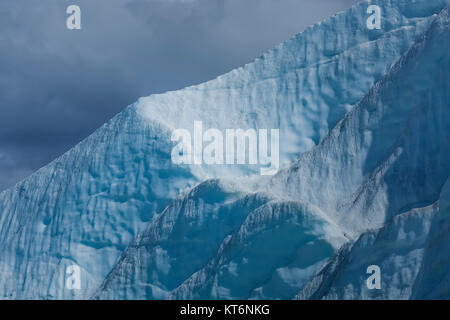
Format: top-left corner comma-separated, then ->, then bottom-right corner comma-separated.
0,0 -> 359,191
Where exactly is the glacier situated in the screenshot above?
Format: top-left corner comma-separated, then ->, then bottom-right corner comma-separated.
296,177 -> 450,300
0,0 -> 449,300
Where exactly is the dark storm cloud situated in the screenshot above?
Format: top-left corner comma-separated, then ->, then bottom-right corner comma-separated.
0,0 -> 359,191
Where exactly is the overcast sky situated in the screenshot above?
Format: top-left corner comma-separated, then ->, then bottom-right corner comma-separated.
0,0 -> 359,191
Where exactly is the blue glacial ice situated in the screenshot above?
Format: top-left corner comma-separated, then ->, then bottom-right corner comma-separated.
0,0 -> 449,299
